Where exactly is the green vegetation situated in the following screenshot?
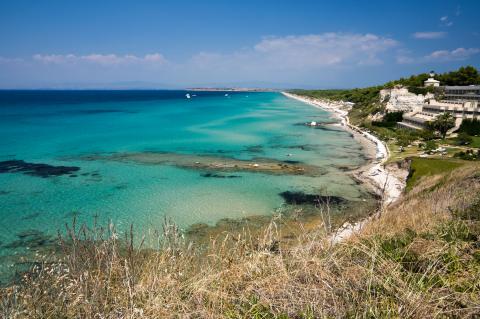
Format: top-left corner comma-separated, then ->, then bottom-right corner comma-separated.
291,86 -> 385,125
385,65 -> 480,87
457,132 -> 473,145
428,112 -> 456,139
372,111 -> 403,127
443,136 -> 480,148
406,157 -> 464,190
458,118 -> 480,136
454,149 -> 480,161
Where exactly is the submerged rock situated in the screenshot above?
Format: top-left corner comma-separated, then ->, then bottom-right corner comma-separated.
279,191 -> 347,206
201,172 -> 241,178
80,152 -> 326,177
0,160 -> 80,178
4,229 -> 54,249
244,145 -> 264,153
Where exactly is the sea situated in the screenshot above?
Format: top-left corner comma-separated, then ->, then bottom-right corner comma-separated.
0,90 -> 373,282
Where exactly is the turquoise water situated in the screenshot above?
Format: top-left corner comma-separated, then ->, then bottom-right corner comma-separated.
0,90 -> 370,279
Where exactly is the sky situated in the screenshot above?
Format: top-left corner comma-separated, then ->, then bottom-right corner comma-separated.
0,0 -> 479,89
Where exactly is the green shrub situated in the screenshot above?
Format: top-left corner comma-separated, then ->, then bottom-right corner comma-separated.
453,149 -> 480,161
458,118 -> 480,136
419,129 -> 437,141
456,132 -> 473,145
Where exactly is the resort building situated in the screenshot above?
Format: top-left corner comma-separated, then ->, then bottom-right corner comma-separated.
397,75 -> 480,132
443,85 -> 480,102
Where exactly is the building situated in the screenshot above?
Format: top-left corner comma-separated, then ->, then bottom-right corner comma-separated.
398,100 -> 480,131
443,85 -> 480,102
424,71 -> 440,87
398,74 -> 480,132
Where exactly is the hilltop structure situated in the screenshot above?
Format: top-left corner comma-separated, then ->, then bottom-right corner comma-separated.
424,71 -> 440,87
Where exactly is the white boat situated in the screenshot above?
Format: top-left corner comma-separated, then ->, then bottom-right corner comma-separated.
185,93 -> 191,99
224,93 -> 229,97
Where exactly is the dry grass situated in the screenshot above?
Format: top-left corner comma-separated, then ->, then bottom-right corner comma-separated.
1,165 -> 480,318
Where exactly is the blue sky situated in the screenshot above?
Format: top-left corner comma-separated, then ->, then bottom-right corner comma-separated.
0,0 -> 479,88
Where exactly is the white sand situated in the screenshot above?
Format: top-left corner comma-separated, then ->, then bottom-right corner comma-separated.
282,92 -> 407,243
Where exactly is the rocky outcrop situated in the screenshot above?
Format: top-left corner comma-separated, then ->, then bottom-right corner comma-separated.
380,87 -> 434,113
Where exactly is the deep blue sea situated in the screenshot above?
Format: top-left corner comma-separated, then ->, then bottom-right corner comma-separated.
0,90 -> 371,280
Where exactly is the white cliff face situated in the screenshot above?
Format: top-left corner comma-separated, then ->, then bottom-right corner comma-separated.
380,87 -> 434,113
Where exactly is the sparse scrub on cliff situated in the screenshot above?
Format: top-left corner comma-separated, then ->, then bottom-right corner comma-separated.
1,164 -> 480,318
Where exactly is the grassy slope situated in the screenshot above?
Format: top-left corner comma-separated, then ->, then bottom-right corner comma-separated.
406,157 -> 465,190
443,136 -> 480,148
2,163 -> 480,318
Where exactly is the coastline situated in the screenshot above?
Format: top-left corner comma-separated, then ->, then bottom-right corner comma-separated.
281,92 -> 407,242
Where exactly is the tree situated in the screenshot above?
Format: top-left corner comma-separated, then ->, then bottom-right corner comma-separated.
429,112 -> 455,139
437,66 -> 480,86
419,129 -> 436,141
458,118 -> 480,136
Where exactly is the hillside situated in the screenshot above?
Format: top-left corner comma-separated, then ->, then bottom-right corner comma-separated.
1,160 -> 479,318
291,66 -> 480,127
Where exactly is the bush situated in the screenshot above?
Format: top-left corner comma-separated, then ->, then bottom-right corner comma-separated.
458,118 -> 480,136
384,111 -> 404,122
454,149 -> 480,161
372,121 -> 396,128
407,86 -> 434,95
457,132 -> 473,145
419,129 -> 437,141
423,140 -> 438,152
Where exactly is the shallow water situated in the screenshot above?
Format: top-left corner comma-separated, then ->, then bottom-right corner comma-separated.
0,90 -> 372,280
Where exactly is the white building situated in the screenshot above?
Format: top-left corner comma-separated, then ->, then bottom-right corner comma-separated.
398,74 -> 480,132
424,72 -> 440,87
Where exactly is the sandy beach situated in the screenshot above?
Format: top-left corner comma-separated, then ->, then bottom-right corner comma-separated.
282,92 -> 408,243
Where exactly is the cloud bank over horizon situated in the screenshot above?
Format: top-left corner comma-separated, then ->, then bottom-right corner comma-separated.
1,31 -> 478,89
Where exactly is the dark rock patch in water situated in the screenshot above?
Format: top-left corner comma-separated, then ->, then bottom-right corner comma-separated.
272,144 -> 317,151
0,160 -> 80,178
244,145 -> 264,153
113,183 -> 129,190
334,165 -> 359,172
22,212 -> 41,220
283,160 -> 302,164
4,230 -> 54,249
280,191 -> 347,206
73,109 -> 137,115
201,172 -> 241,179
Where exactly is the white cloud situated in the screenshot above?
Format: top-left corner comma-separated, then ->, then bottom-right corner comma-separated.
412,31 -> 446,39
189,32 -> 398,73
425,47 -> 480,61
253,33 -> 397,66
144,53 -> 167,63
33,53 -> 167,66
440,16 -> 453,27
0,56 -> 23,64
